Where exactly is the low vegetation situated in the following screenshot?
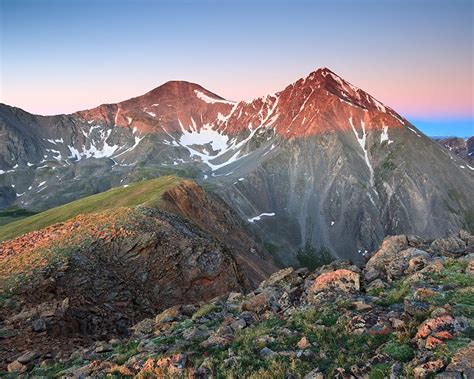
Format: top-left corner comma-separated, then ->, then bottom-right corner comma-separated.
296,243 -> 333,270
0,176 -> 182,242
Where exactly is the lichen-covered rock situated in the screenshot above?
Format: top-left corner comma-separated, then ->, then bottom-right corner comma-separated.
7,360 -> 27,374
2,232 -> 472,377
430,236 -> 466,256
240,292 -> 273,314
365,235 -> 408,276
259,267 -> 298,289
310,269 -> 360,293
386,248 -> 432,279
132,318 -> 155,337
414,315 -> 467,349
415,315 -> 459,339
442,341 -> 474,378
413,359 -> 445,378
155,305 -> 182,325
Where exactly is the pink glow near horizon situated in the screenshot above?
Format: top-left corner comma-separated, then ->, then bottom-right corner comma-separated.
3,66 -> 472,120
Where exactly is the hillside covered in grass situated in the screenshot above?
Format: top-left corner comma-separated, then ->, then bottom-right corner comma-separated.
0,176 -> 183,242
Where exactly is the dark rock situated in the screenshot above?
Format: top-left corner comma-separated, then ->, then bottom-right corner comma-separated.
443,341 -> 474,377
430,237 -> 466,256
404,298 -> 430,316
31,318 -> 47,332
259,347 -> 277,359
16,351 -> 39,364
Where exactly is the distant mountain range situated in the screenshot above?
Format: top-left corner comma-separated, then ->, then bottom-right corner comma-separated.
0,67 -> 473,264
434,136 -> 473,164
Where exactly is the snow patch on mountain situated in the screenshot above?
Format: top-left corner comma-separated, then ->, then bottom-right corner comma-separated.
177,95 -> 279,171
47,138 -> 64,145
380,126 -> 393,145
407,126 -> 422,137
179,123 -> 229,152
194,90 -> 235,105
68,128 -> 120,161
248,212 -> 275,223
349,117 -> 374,186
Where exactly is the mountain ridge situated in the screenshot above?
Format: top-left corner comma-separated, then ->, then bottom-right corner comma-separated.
0,67 -> 472,264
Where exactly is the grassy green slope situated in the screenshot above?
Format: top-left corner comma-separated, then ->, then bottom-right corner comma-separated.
0,207 -> 38,226
0,176 -> 183,242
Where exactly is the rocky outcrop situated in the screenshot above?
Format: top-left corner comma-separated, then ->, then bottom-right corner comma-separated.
0,180 -> 277,370
4,231 -> 472,378
160,179 -> 276,287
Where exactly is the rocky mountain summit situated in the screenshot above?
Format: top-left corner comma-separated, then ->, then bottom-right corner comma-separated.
1,68 -> 473,264
3,231 -> 472,378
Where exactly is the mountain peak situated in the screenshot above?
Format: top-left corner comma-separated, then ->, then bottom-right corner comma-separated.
314,66 -> 337,77
303,67 -> 343,84
142,80 -> 233,105
299,67 -> 402,119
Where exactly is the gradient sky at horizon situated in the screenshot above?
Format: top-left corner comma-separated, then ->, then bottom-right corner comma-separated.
1,0 -> 473,136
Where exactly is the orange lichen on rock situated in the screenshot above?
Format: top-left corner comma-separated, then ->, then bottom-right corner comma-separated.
310,269 -> 360,293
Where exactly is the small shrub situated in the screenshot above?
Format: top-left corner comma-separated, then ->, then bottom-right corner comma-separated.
369,363 -> 392,379
376,280 -> 411,306
264,243 -> 285,268
192,303 -> 217,320
382,340 -> 414,362
296,243 -> 333,270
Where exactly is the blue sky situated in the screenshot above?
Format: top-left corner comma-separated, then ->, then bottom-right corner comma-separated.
0,0 -> 473,136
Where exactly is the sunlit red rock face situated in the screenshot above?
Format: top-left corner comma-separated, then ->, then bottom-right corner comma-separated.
75,68 -> 406,140
76,81 -> 235,134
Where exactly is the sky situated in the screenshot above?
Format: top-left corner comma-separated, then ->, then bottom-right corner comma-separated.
0,0 -> 473,136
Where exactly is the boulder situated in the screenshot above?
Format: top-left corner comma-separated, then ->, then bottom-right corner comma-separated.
365,235 -> 408,277
32,318 -> 47,332
95,341 -> 112,353
442,341 -> 474,378
430,237 -> 466,256
259,267 -> 296,288
259,347 -> 277,359
155,305 -> 181,324
415,315 -> 461,339
227,292 -> 243,302
304,368 -> 324,379
310,269 -> 360,293
404,299 -> 430,316
413,360 -> 445,378
131,318 -> 155,336
366,278 -> 388,292
297,336 -> 311,349
7,360 -> 27,373
240,292 -> 272,314
16,351 -> 39,364
414,315 -> 467,349
386,248 -> 431,279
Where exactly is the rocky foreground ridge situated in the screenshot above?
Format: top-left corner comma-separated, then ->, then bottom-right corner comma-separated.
0,178 -> 275,373
2,231 -> 473,378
